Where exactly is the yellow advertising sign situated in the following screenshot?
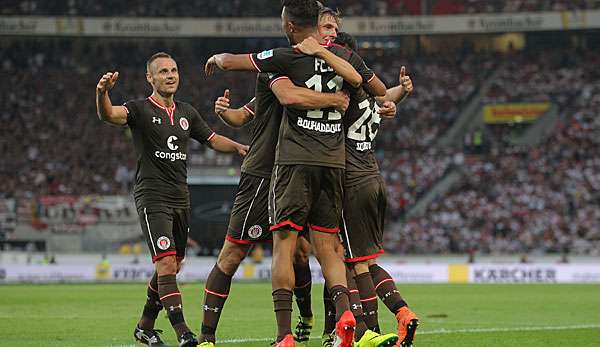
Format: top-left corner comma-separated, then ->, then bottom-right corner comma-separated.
483,103 -> 550,124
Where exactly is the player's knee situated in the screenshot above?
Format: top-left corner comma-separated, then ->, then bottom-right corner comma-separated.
353,261 -> 370,275
294,247 -> 309,265
155,255 -> 177,275
217,242 -> 247,275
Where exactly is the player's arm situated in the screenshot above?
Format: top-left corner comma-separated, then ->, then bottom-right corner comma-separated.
96,71 -> 128,125
295,37 -> 362,88
376,66 -> 413,104
271,77 -> 349,113
205,54 -> 257,75
190,108 -> 249,155
208,134 -> 249,156
365,74 -> 387,98
214,89 -> 254,128
345,50 -> 387,97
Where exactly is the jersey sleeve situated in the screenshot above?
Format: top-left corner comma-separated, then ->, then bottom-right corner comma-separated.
267,73 -> 290,90
348,51 -> 375,84
242,97 -> 256,118
249,48 -> 295,74
123,100 -> 138,128
190,107 -> 216,144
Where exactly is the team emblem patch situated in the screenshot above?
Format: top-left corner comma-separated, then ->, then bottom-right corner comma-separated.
157,236 -> 171,250
257,49 -> 273,60
179,117 -> 189,130
247,225 -> 263,239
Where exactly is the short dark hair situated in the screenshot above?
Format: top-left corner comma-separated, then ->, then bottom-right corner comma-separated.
334,32 -> 358,51
146,52 -> 172,72
281,0 -> 320,29
319,6 -> 342,25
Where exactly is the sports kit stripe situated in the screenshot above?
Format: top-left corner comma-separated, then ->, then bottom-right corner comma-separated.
205,288 -> 229,298
143,208 -> 157,257
159,292 -> 181,301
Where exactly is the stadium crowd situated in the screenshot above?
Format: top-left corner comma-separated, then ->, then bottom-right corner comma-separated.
2,0 -> 598,17
388,49 -> 600,255
0,37 -> 482,206
2,34 -> 598,255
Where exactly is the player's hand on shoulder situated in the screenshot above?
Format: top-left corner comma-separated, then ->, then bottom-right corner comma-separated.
237,144 -> 249,156
215,89 -> 231,116
97,71 -> 119,94
399,66 -> 413,95
378,101 -> 397,119
295,36 -> 325,57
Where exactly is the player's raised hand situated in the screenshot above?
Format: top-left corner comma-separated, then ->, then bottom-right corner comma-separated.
399,66 -> 413,94
215,89 -> 231,116
378,101 -> 397,119
97,71 -> 119,94
295,37 -> 325,56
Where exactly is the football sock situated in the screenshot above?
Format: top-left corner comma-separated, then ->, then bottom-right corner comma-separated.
273,288 -> 293,342
355,272 -> 380,333
200,265 -> 233,343
329,285 -> 351,321
139,271 -> 162,330
323,285 -> 336,335
346,269 -> 367,340
369,264 -> 408,314
158,274 -> 190,337
293,261 -> 313,319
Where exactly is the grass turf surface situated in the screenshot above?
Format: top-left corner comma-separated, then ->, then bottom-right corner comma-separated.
1,283 -> 599,346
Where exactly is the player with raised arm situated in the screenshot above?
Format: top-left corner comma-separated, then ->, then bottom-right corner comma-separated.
96,52 -> 247,347
333,33 -> 419,347
204,1 -> 386,345
197,76 -> 349,347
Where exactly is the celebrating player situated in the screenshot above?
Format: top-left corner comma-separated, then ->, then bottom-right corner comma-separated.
333,32 -> 419,347
96,52 -> 248,347
204,0 -> 387,345
198,79 -> 349,346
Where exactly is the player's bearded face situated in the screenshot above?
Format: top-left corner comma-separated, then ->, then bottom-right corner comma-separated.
147,57 -> 179,96
318,14 -> 339,41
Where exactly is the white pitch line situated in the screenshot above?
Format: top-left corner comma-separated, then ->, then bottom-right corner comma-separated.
218,324 -> 600,344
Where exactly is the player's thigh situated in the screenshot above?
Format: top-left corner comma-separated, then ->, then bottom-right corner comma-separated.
227,173 -> 272,244
340,176 -> 386,263
138,206 -> 176,262
307,167 -> 343,232
269,165 -> 317,232
172,207 -> 191,261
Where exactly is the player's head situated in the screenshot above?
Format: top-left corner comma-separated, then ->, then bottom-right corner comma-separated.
281,0 -> 320,44
334,31 -> 357,51
318,6 -> 341,41
146,52 -> 179,96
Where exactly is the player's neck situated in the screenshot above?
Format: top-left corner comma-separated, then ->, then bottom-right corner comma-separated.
150,91 -> 175,108
293,29 -> 320,45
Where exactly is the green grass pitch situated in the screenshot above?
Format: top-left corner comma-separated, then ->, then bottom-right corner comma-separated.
1,282 -> 599,346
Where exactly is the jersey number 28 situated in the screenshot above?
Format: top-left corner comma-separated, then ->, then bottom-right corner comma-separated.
347,99 -> 381,142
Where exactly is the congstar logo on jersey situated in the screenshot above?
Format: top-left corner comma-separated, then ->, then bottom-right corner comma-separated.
155,135 -> 187,162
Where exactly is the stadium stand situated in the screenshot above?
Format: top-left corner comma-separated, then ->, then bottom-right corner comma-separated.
2,0 -> 599,16
391,49 -> 600,255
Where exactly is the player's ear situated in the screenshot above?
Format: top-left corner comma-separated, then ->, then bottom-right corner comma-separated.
146,72 -> 152,84
288,21 -> 296,33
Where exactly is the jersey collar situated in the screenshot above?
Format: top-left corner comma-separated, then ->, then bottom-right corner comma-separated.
147,95 -> 176,126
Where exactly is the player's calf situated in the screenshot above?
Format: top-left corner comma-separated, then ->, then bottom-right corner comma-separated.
156,257 -> 193,341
